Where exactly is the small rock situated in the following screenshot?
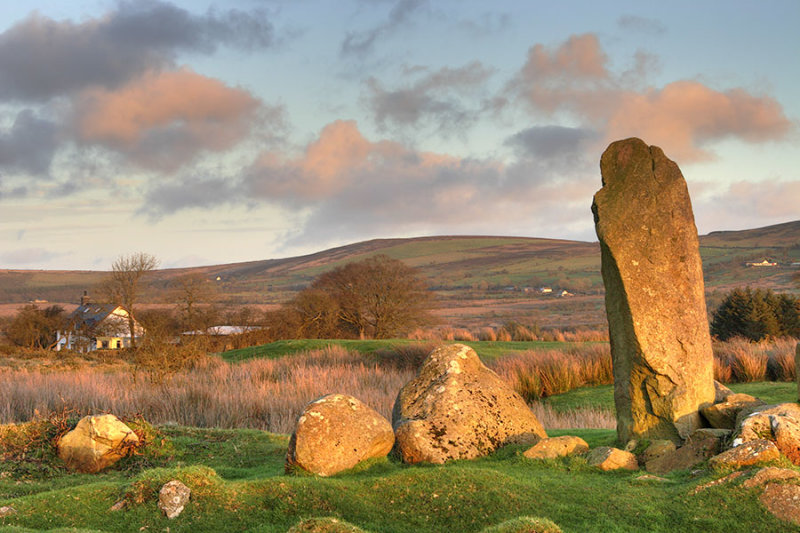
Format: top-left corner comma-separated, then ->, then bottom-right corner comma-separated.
690,428 -> 732,440
645,434 -> 720,475
701,394 -> 765,429
109,500 -> 127,512
623,439 -> 639,452
690,471 -> 747,494
523,436 -> 589,460
743,467 -> 800,489
714,380 -> 734,403
158,480 -> 191,519
708,439 -> 781,470
0,506 -> 17,517
770,413 -> 800,465
642,440 -> 676,464
760,483 -> 800,525
586,447 -> 638,471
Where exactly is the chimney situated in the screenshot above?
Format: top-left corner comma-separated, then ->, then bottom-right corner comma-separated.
80,290 -> 91,306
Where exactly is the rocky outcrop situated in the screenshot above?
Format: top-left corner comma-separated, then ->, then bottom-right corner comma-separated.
523,436 -> 588,460
733,403 -> 800,464
592,138 -> 715,443
57,414 -> 139,473
286,394 -> 394,476
760,484 -> 800,526
392,344 -> 546,464
586,447 -> 638,471
159,480 -> 191,519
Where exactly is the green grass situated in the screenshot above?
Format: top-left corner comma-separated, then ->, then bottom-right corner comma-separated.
541,381 -> 797,415
1,423 -> 795,533
219,339 -> 589,363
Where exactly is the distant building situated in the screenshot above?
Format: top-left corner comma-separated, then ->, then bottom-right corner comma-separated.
745,259 -> 777,267
54,291 -> 143,352
538,287 -> 552,294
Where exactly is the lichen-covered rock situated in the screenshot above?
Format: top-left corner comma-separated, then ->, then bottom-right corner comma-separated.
732,403 -> 800,465
709,439 -> 780,470
701,393 -> 765,429
586,447 -> 638,471
57,414 -> 139,473
158,480 -> 191,519
523,436 -> 588,460
286,394 -> 394,476
392,344 -> 546,464
760,484 -> 800,526
592,138 -> 715,443
743,467 -> 800,489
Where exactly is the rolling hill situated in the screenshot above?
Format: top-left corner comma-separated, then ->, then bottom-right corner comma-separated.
1,221 -> 798,328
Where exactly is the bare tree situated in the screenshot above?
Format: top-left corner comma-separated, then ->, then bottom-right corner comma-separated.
172,273 -> 216,331
103,252 -> 159,349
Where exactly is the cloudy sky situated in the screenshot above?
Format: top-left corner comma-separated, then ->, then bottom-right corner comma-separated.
0,0 -> 797,270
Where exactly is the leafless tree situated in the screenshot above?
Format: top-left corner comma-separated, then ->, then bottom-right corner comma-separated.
172,273 -> 216,331
102,252 -> 159,349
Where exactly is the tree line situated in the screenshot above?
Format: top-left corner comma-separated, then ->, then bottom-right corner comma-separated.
710,287 -> 800,341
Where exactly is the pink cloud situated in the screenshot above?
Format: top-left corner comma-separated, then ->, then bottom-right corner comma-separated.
72,68 -> 260,169
510,34 -> 792,162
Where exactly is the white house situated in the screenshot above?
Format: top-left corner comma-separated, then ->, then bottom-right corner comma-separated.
55,293 -> 144,352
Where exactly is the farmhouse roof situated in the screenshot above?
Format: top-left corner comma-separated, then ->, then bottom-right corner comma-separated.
69,303 -> 122,330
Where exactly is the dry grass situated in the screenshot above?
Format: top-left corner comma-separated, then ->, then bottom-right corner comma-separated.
489,344 -> 612,401
0,343 -> 618,432
529,403 -> 614,430
713,337 -> 797,383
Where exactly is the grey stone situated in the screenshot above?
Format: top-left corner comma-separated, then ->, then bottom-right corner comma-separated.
592,138 -> 715,443
392,344 -> 546,464
158,480 -> 191,519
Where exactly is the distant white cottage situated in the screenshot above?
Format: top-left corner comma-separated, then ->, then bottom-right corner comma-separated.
745,259 -> 777,267
55,292 -> 143,352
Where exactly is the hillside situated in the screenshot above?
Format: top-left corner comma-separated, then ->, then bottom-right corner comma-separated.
1,221 -> 798,328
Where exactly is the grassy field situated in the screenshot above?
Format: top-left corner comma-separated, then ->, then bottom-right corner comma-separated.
219,339 -> 584,363
1,420 -> 797,533
2,338 -> 799,531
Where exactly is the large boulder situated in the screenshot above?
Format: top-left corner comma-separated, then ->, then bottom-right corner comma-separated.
392,344 -> 546,464
591,138 -> 715,443
286,394 -> 394,476
57,414 -> 139,473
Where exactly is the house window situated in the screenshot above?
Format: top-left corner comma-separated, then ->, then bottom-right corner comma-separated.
102,340 -> 109,349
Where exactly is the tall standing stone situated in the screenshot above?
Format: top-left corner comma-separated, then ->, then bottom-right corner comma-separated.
592,138 -> 715,444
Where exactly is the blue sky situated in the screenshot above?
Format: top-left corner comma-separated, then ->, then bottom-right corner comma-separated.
0,0 -> 797,270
